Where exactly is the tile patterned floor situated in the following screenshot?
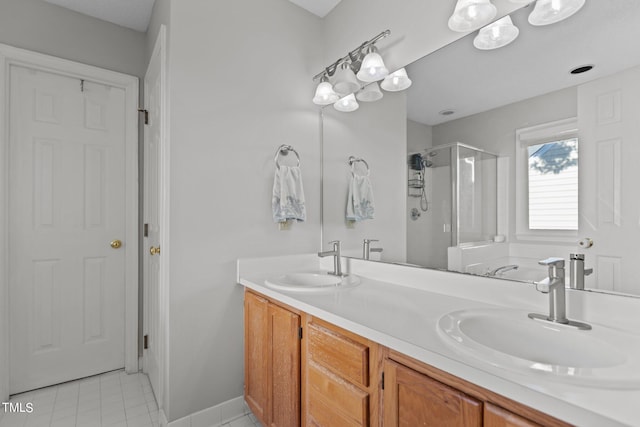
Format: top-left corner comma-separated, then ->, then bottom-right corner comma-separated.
0,370 -> 158,427
219,413 -> 262,427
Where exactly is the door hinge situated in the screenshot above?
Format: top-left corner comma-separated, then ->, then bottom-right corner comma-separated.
143,334 -> 149,350
143,223 -> 149,237
138,108 -> 149,125
298,327 -> 303,340
381,372 -> 385,390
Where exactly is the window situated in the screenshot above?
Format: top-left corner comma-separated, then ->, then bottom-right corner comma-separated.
515,118 -> 579,241
527,138 -> 578,230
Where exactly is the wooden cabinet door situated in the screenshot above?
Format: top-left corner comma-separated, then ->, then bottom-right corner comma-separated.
245,291 -> 270,424
485,403 -> 541,427
269,303 -> 301,427
382,360 -> 482,427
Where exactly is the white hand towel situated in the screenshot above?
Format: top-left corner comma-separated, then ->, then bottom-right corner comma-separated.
272,165 -> 306,223
346,174 -> 375,221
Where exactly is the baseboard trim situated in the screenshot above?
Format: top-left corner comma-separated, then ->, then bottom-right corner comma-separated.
167,396 -> 250,427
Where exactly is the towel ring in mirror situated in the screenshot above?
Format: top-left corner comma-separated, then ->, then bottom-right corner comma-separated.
348,156 -> 370,177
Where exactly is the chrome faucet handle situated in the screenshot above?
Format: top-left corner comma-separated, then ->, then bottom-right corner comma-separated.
538,257 -> 565,267
538,257 -> 565,279
363,239 -> 379,243
534,277 -> 552,293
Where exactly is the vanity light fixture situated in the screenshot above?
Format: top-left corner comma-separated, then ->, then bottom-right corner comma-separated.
356,82 -> 383,102
381,68 -> 413,92
473,15 -> 520,50
448,0 -> 498,32
312,74 -> 339,105
312,30 -> 412,111
528,0 -> 586,26
333,61 -> 361,95
334,93 -> 359,112
356,45 -> 389,82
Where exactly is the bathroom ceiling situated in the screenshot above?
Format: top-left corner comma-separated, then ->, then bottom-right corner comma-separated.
42,0 -> 155,32
288,0 -> 342,18
407,0 -> 640,125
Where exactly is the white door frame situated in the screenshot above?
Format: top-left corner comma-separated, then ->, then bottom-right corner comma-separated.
0,43 -> 140,380
143,24 -> 170,412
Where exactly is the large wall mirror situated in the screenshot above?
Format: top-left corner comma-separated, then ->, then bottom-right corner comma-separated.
321,0 -> 640,296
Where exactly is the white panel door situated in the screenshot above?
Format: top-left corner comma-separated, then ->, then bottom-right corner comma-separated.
9,65 -> 127,393
143,39 -> 163,404
577,66 -> 640,294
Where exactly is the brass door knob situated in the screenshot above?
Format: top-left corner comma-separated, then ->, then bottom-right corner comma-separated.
110,240 -> 122,249
150,246 -> 161,256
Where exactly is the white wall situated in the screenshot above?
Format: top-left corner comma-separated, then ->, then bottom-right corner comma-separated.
0,0 -> 146,78
322,93 -> 407,262
433,87 -> 577,239
164,0 -> 322,421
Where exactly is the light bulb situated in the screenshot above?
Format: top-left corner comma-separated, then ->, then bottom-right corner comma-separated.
356,82 -> 383,102
448,0 -> 497,32
312,77 -> 339,105
333,61 -> 361,95
356,46 -> 389,82
473,15 -> 519,50
528,0 -> 585,26
381,68 -> 412,92
333,94 -> 359,112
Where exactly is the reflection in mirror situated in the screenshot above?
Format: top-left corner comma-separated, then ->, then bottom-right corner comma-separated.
322,0 -> 640,296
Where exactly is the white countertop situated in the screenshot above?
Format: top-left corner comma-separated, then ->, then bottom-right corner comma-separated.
237,254 -> 640,427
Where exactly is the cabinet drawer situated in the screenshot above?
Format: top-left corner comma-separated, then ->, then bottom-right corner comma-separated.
307,361 -> 369,427
307,322 -> 369,387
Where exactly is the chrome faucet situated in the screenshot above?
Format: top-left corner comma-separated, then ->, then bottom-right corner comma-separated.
318,240 -> 343,276
569,253 -> 593,290
363,239 -> 383,260
486,264 -> 518,277
528,257 -> 591,330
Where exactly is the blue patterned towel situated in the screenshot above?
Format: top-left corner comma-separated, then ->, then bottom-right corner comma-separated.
346,174 -> 375,221
272,165 -> 306,223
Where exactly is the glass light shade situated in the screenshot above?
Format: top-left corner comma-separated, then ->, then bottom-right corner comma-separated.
356,82 -> 383,102
448,0 -> 497,32
381,68 -> 412,92
312,80 -> 339,105
528,0 -> 586,26
333,62 -> 361,95
473,15 -> 520,50
334,93 -> 359,112
356,47 -> 389,82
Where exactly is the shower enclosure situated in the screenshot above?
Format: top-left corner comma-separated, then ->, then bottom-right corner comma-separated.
408,142 -> 498,270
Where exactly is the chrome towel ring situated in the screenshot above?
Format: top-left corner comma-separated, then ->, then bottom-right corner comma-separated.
348,155 -> 370,176
274,144 -> 300,169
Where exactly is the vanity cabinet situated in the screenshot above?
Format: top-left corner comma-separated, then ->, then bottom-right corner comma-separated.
384,350 -> 569,427
382,359 -> 482,426
302,317 -> 382,427
484,403 -> 542,427
244,290 -> 301,427
244,288 -> 571,427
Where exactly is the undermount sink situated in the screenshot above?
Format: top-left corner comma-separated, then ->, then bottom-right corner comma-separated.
264,272 -> 360,292
438,308 -> 640,388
